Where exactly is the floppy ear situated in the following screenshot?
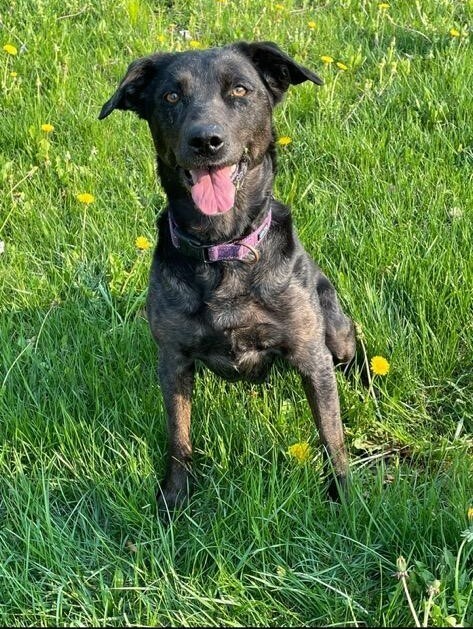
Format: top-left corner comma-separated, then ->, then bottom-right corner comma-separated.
98,54 -> 163,120
235,41 -> 323,104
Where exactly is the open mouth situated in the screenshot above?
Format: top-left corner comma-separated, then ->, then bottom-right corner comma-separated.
183,158 -> 248,216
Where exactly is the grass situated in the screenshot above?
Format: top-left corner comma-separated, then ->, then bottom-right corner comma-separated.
1,0 -> 472,625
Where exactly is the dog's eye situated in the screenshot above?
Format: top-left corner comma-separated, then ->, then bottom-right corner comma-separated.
230,85 -> 248,98
164,92 -> 180,104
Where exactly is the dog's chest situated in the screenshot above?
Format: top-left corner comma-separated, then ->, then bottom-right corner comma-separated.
193,281 -> 285,381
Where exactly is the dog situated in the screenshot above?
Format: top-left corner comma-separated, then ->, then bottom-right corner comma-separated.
99,41 -> 356,511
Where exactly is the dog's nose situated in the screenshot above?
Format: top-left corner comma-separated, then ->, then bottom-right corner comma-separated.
188,124 -> 225,156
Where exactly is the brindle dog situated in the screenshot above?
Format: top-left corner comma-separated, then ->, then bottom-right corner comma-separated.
99,41 -> 356,511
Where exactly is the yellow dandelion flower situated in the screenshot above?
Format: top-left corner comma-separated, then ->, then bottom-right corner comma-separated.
277,136 -> 292,146
3,44 -> 18,56
157,34 -> 166,43
10,71 -> 18,78
468,507 -> 473,521
135,236 -> 151,250
370,355 -> 390,376
321,55 -> 334,64
449,28 -> 460,38
308,21 -> 317,30
275,3 -> 284,9
41,123 -> 54,133
378,2 -> 390,9
288,442 -> 311,463
336,61 -> 348,71
189,40 -> 203,49
76,193 -> 95,204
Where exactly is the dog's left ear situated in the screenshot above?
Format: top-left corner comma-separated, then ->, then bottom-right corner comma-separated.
235,41 -> 323,105
98,54 -> 164,120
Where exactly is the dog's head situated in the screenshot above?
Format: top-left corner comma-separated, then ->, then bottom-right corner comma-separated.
99,42 -> 322,216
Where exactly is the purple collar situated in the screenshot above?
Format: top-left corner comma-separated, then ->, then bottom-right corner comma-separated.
168,208 -> 272,263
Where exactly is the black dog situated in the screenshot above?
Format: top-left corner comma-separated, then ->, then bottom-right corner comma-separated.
99,41 -> 356,511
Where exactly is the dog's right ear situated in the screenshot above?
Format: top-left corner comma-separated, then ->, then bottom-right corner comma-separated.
98,54 -> 164,120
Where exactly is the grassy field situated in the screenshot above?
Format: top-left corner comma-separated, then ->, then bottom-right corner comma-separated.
1,0 -> 472,625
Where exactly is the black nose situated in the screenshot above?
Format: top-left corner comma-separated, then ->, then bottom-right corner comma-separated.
188,124 -> 225,156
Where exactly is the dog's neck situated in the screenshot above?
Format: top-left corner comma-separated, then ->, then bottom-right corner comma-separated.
157,151 -> 275,245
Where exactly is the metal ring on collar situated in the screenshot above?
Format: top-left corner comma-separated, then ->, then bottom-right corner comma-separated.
239,243 -> 260,263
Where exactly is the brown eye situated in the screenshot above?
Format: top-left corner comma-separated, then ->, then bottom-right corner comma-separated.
231,85 -> 248,97
164,92 -> 180,104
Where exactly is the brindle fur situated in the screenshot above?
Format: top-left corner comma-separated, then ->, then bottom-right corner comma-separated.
99,41 -> 356,511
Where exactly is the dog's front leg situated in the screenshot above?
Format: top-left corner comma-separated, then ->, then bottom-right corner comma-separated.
156,350 -> 195,512
291,345 -> 349,498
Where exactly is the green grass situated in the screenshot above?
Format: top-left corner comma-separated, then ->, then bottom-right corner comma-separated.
1,0 -> 472,626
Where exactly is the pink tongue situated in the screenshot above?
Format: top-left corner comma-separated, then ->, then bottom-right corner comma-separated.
190,165 -> 235,215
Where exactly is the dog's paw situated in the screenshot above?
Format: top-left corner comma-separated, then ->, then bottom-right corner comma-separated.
156,474 -> 192,519
327,473 -> 350,502
157,486 -> 188,512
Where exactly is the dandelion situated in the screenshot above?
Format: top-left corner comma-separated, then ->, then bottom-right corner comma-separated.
189,40 -> 203,49
76,193 -> 95,204
125,540 -> 138,553
3,44 -> 18,56
135,236 -> 151,250
336,61 -> 348,71
468,507 -> 473,521
448,207 -> 463,219
355,321 -> 365,341
395,556 -> 421,626
157,34 -> 166,43
41,123 -> 54,133
277,136 -> 292,146
308,21 -> 317,30
427,580 -> 441,597
10,71 -> 18,78
370,355 -> 390,376
449,28 -> 460,38
395,556 -> 408,579
275,3 -> 284,9
288,442 -> 311,463
378,2 -> 390,9
321,55 -> 334,64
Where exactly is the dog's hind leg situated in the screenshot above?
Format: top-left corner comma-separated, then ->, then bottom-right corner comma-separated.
156,350 -> 195,514
316,274 -> 356,366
